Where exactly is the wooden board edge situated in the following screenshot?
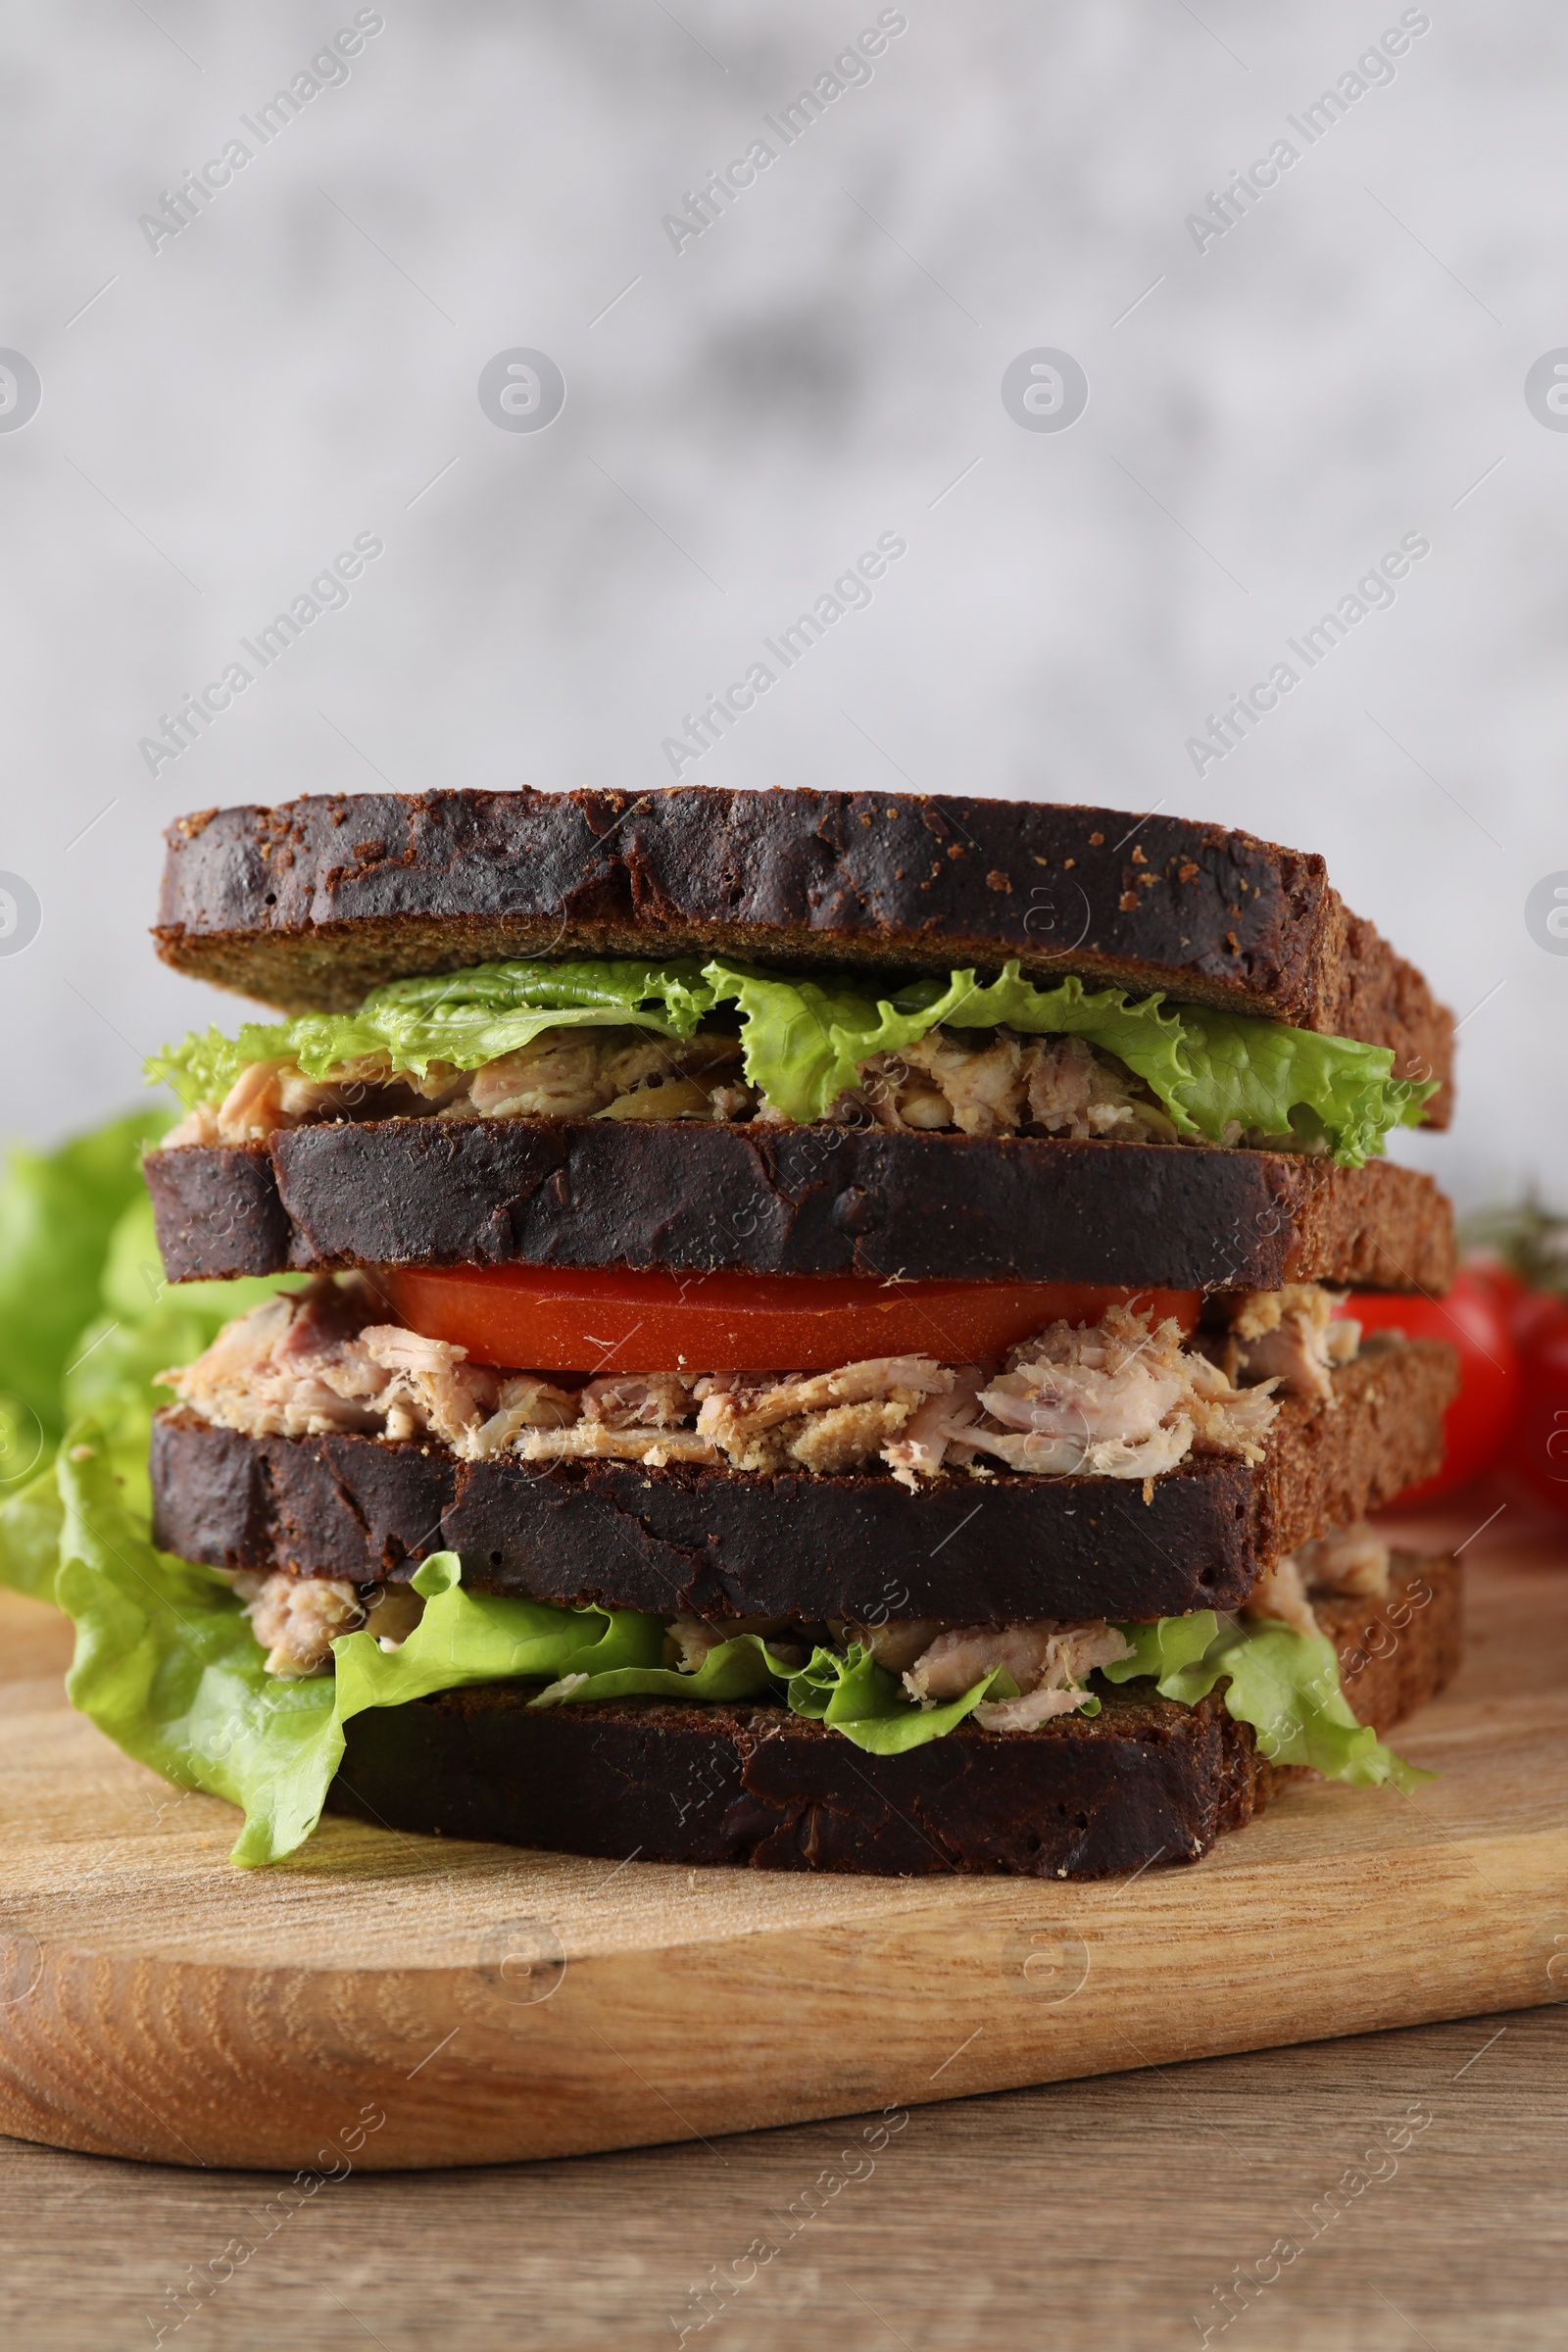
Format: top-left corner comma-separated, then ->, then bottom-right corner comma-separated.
2,1824 -> 1563,2171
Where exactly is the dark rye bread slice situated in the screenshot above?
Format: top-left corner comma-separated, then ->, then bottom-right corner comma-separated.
325,1554 -> 1461,1877
144,1124 -> 1456,1293
153,787 -> 1454,1118
149,1342 -> 1456,1623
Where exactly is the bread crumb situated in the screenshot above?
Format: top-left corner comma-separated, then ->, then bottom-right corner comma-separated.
1142,1477 -> 1153,1504
1089,831 -> 1103,846
1119,891 -> 1139,912
1131,846 -> 1147,864
986,869 -> 1012,893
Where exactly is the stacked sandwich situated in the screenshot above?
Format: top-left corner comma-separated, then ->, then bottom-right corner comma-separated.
133,785 -> 1461,1873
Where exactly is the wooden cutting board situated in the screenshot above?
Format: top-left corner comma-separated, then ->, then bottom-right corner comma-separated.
0,1504 -> 1563,2174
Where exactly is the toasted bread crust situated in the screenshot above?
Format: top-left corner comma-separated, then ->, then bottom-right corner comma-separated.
143,1124 -> 1456,1292
153,787 -> 1454,1116
148,1343 -> 1456,1620
323,1554 -> 1460,1877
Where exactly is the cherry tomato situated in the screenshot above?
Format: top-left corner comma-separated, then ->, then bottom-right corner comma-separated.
1342,1270 -> 1521,1502
1464,1254 -> 1564,1351
382,1264 -> 1201,1375
1506,1298 -> 1568,1514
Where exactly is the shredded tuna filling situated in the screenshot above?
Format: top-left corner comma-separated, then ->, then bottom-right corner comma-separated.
228,1519 -> 1384,1697
160,1023 -> 1195,1149
1243,1521 -> 1392,1638
159,1280 -> 1357,1487
1193,1282 -> 1362,1405
230,1570 -> 423,1679
222,1561 -> 1136,1722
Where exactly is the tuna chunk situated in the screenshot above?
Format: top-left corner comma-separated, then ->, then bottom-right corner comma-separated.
858,1028 -> 1026,1138
162,1276 -> 499,1446
581,1373 -> 698,1429
1296,1521 -> 1390,1596
231,1569 -> 364,1677
695,1357 -> 951,1468
1243,1552 -> 1320,1637
957,1302 -> 1280,1479
1204,1284 -> 1361,1401
883,1363 -> 990,1488
1021,1034 -> 1176,1142
902,1618 -> 1134,1731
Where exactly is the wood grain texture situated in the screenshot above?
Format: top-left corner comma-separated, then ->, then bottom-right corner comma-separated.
0,1506 -> 1561,2180
5,2007 -> 1559,2350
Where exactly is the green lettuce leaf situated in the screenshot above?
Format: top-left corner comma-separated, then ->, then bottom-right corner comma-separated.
539,1629 -> 1005,1751
55,1424 -> 340,1857
41,1443 -> 651,1867
65,1193 -> 292,1517
1106,1611 -> 1223,1683
0,1461 -> 66,1603
1170,1008 -> 1433,1165
526,1626 -> 782,1709
1105,1610 -> 1431,1790
702,959 -> 1435,1164
0,1107 -> 172,1442
147,954 -> 1434,1167
146,958 -> 717,1105
716,961 -> 1428,1164
10,1430 -> 1433,1864
20,1457 -> 1018,1864
777,1639 -> 1005,1751
0,1108 -> 242,1584
698,962 -> 1198,1128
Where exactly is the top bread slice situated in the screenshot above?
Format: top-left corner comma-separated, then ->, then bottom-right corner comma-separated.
154,786 -> 1454,1121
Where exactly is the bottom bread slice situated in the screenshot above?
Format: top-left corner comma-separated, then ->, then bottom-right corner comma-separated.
327,1553 -> 1461,1878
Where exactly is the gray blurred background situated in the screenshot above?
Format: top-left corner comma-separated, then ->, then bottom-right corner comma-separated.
3,0 -> 1564,1209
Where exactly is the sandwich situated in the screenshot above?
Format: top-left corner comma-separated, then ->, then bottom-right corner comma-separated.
48,787 -> 1466,1873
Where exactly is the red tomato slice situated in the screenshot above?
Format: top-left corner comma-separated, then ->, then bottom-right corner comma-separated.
1341,1272 -> 1521,1502
381,1264 -> 1201,1375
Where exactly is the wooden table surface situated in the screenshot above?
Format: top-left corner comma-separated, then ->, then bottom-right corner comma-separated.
1,2001 -> 1563,2349
4,1492 -> 1565,2345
